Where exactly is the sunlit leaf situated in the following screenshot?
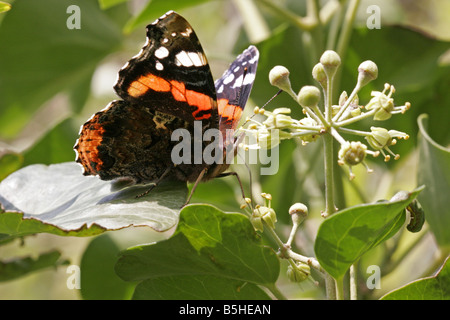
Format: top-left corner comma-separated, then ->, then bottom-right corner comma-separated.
0,162 -> 187,237
115,205 -> 279,299
0,250 -> 69,282
315,187 -> 424,280
417,114 -> 450,248
381,256 -> 450,300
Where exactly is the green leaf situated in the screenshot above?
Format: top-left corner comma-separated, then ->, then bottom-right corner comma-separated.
381,256 -> 450,300
0,162 -> 187,237
133,275 -> 271,300
417,114 -> 450,249
80,234 -> 135,299
0,152 -> 23,181
0,0 -> 122,138
0,1 -> 11,13
22,118 -> 79,167
123,0 -> 211,33
314,187 -> 424,280
98,0 -> 128,10
115,205 -> 280,300
0,250 -> 69,282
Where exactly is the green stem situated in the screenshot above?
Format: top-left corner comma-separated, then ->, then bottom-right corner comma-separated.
325,274 -> 336,299
232,0 -> 270,43
322,130 -> 335,218
332,0 -> 361,110
335,278 -> 345,300
265,283 -> 288,300
336,0 -> 360,58
349,263 -> 357,300
256,0 -> 317,30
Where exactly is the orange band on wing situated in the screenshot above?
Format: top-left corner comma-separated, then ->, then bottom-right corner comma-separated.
128,74 -> 171,97
75,114 -> 106,174
218,98 -> 242,126
127,73 -> 213,120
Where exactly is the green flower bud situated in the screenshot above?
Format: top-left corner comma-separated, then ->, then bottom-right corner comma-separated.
312,63 -> 327,89
289,203 -> 308,225
287,263 -> 310,283
320,50 -> 341,78
338,141 -> 367,166
297,85 -> 321,108
358,60 -> 378,87
269,65 -> 293,93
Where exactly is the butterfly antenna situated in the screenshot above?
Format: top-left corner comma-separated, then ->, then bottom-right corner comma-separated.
242,89 -> 283,127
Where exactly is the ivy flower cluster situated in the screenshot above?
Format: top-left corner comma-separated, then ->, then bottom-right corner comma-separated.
239,50 -> 411,180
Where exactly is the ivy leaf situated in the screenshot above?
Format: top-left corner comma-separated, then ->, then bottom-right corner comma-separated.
314,186 -> 424,280
0,0 -> 122,138
80,234 -> 135,300
0,250 -> 69,282
123,0 -> 211,33
115,205 -> 280,300
417,114 -> 450,248
381,256 -> 450,300
0,162 -> 187,237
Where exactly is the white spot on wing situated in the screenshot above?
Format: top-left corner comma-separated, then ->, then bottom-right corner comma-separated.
176,51 -> 193,67
155,46 -> 169,59
223,73 -> 234,85
188,52 -> 206,66
180,27 -> 193,37
155,61 -> 164,70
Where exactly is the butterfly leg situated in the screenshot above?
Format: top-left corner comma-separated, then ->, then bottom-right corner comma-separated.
136,166 -> 172,198
182,167 -> 207,207
215,171 -> 246,202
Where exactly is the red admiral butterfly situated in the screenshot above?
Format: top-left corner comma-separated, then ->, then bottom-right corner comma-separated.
74,11 -> 259,201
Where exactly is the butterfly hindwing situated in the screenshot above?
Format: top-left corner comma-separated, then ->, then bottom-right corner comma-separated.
215,45 -> 259,134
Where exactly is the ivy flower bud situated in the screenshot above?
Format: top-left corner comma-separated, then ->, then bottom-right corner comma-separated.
357,60 -> 378,87
289,203 -> 308,225
287,262 -> 311,283
269,65 -> 293,93
320,50 -> 341,79
338,141 -> 367,166
312,63 -> 327,89
297,85 -> 321,108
